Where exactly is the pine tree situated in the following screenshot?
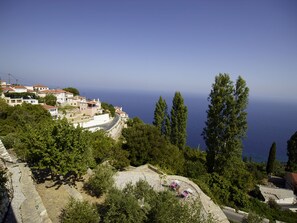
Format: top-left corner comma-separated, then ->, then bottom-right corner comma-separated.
287,131 -> 297,172
170,92 -> 188,150
153,96 -> 168,135
202,74 -> 249,174
266,142 -> 276,174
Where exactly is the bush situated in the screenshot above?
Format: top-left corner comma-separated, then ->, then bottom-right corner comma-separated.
243,212 -> 263,223
1,133 -> 18,149
0,167 -> 8,200
85,164 -> 115,197
60,198 -> 99,223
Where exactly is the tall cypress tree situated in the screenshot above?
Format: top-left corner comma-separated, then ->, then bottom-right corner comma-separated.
287,131 -> 297,172
170,92 -> 188,150
266,142 -> 276,174
153,96 -> 168,136
202,74 -> 249,174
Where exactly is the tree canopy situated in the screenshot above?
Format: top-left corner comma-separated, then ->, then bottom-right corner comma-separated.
153,96 -> 170,136
202,74 -> 249,174
122,122 -> 184,174
101,102 -> 115,117
170,92 -> 188,150
287,131 -> 297,172
63,87 -> 80,96
266,142 -> 276,174
15,118 -> 94,181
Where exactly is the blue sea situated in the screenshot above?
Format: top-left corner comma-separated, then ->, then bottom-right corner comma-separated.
82,89 -> 297,162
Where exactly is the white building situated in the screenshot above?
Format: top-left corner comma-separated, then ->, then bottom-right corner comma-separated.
42,104 -> 58,118
33,84 -> 49,92
38,89 -> 74,105
23,99 -> 39,105
11,85 -> 28,93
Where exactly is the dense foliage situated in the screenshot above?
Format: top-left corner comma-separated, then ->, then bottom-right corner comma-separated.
202,74 -> 249,175
4,92 -> 37,99
85,164 -> 115,197
63,87 -> 80,96
266,142 -> 276,174
38,94 -> 57,106
15,118 -> 94,181
101,102 -> 115,117
99,180 -> 212,223
152,96 -> 170,136
122,121 -> 184,174
170,92 -> 188,150
287,131 -> 297,172
60,198 -> 100,223
0,167 -> 8,200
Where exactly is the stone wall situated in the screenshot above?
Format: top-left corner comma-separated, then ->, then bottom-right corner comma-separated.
0,140 -> 13,222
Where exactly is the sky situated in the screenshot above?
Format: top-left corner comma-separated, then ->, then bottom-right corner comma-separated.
0,0 -> 296,101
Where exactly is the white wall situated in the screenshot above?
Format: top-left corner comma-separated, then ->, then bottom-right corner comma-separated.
77,114 -> 110,129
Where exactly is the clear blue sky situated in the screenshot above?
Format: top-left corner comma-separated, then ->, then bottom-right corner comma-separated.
0,0 -> 296,101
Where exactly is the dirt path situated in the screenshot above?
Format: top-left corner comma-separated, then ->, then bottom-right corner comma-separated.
35,177 -> 104,223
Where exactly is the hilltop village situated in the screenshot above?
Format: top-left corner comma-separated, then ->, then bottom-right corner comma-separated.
0,80 -> 128,138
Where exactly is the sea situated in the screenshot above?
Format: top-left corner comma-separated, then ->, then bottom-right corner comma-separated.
82,89 -> 297,163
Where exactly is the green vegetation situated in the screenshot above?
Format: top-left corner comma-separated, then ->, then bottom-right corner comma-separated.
63,87 -> 80,96
1,75 -> 296,222
152,92 -> 188,149
85,164 -> 115,197
152,96 -> 170,136
0,167 -> 8,200
4,92 -> 37,99
15,118 -> 94,182
101,102 -> 115,117
38,94 -> 57,106
202,74 -> 249,175
99,180 -> 212,223
287,131 -> 297,172
266,142 -> 276,174
60,198 -> 100,223
122,121 -> 184,174
170,92 -> 188,150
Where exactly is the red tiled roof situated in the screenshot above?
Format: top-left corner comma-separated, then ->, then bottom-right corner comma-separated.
34,84 -> 48,88
40,89 -> 66,94
12,85 -> 27,89
42,104 -> 57,110
2,87 -> 14,92
87,101 -> 97,105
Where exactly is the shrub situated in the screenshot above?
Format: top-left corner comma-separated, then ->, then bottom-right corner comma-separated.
85,164 -> 115,197
60,198 -> 99,223
0,167 -> 8,200
1,133 -> 18,149
243,212 -> 263,223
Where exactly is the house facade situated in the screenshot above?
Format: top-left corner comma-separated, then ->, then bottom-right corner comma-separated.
42,104 -> 58,119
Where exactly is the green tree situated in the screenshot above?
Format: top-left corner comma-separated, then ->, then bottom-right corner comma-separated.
266,142 -> 276,174
16,118 -> 94,181
286,131 -> 297,172
122,123 -> 184,174
101,102 -> 115,117
63,87 -> 80,96
60,198 -> 99,223
39,94 -> 57,106
153,96 -> 169,136
85,164 -> 115,197
170,92 -> 188,150
202,74 -> 249,174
